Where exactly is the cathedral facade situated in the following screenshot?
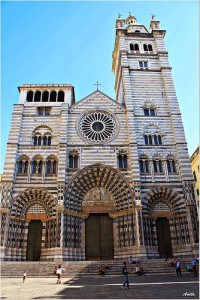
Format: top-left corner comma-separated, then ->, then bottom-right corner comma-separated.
1,15 -> 198,261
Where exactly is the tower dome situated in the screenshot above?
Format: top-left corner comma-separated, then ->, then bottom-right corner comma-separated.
125,14 -> 137,25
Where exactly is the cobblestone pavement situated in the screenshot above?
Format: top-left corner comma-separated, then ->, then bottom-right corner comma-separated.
1,273 -> 199,299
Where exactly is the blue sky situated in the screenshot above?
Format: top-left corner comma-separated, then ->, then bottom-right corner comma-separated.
1,0 -> 199,172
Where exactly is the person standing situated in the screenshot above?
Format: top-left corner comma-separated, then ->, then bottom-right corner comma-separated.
56,264 -> 65,284
122,261 -> 130,289
175,259 -> 181,276
23,271 -> 26,283
191,258 -> 198,277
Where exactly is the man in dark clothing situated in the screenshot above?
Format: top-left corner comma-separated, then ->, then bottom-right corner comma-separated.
122,261 -> 130,289
191,258 -> 198,277
175,260 -> 181,276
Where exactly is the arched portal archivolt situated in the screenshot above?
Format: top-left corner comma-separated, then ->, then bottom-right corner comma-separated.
11,188 -> 57,218
143,187 -> 185,216
64,163 -> 134,211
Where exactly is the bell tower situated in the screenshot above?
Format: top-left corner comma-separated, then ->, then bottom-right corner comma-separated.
112,14 -> 198,258
112,13 -> 194,182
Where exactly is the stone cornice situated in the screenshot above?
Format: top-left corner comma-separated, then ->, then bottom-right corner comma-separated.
160,66 -> 172,70
18,84 -> 73,92
109,208 -> 135,218
151,30 -> 166,38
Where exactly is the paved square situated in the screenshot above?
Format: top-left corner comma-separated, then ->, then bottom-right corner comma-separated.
1,273 -> 199,299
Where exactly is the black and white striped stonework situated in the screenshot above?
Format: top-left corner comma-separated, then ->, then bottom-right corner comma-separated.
0,15 -> 198,261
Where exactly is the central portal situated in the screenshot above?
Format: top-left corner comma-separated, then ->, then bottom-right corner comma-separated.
85,214 -> 114,260
26,220 -> 42,261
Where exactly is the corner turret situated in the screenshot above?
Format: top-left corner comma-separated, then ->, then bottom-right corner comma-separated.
150,15 -> 166,38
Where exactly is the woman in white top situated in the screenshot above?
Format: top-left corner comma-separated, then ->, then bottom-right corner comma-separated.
135,264 -> 140,274
56,264 -> 65,284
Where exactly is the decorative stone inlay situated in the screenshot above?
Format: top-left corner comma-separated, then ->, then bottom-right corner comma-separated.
78,110 -> 117,143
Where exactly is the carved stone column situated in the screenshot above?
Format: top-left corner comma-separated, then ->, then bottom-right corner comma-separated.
55,205 -> 64,261
164,160 -> 169,182
27,162 -> 31,183
42,161 -> 46,183
134,208 -> 140,248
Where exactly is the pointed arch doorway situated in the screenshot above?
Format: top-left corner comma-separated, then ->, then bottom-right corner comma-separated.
85,213 -> 114,260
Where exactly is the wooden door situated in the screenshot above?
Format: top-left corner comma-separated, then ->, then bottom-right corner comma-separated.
85,214 -> 114,260
156,217 -> 173,258
26,220 -> 42,261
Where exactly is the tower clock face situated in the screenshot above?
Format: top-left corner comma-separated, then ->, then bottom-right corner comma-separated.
78,110 -> 118,143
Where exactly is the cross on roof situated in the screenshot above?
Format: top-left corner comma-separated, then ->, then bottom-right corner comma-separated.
93,81 -> 101,91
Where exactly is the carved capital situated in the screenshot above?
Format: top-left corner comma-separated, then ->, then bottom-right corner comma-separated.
56,204 -> 64,213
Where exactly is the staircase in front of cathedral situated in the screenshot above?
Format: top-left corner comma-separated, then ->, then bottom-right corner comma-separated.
0,259 -> 193,277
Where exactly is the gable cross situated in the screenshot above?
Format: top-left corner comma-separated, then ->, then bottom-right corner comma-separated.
93,81 -> 101,91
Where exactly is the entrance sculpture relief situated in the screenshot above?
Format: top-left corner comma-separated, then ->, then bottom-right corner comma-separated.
83,187 -> 115,205
82,187 -> 115,213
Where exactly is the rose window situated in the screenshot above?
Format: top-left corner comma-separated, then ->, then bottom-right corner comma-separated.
79,111 -> 117,143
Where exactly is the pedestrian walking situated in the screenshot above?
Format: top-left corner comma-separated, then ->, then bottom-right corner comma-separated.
56,264 -> 65,284
191,258 -> 198,277
175,259 -> 181,276
23,271 -> 26,283
122,261 -> 130,289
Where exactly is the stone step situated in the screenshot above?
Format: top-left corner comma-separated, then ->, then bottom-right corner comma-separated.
1,259 -> 196,277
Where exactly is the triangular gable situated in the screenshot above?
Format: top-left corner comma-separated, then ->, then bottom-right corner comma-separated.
71,89 -> 124,109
